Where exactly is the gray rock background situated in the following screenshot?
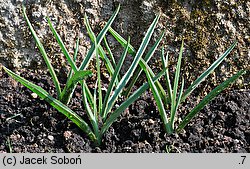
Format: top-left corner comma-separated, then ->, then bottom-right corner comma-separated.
0,0 -> 249,88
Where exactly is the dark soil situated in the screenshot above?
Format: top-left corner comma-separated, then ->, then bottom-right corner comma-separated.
0,68 -> 249,153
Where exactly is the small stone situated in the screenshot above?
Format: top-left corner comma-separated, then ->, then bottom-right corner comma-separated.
63,131 -> 72,139
234,139 -> 240,144
148,119 -> 155,124
32,143 -> 38,148
31,93 -> 38,99
48,135 -> 54,141
16,134 -> 21,139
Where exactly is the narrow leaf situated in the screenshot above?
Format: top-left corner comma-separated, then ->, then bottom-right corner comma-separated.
177,69 -> 246,133
81,82 -> 100,144
141,60 -> 171,133
170,78 -> 184,129
109,28 -> 168,104
125,31 -> 165,97
101,68 -> 166,136
84,14 -> 117,84
73,37 -> 80,62
61,37 -> 80,104
93,80 -> 98,117
82,81 -> 95,110
101,37 -> 130,119
104,36 -> 117,72
3,66 -> 96,142
171,41 -> 184,107
60,70 -> 92,103
109,27 -> 136,55
94,35 -> 102,114
47,17 -> 78,72
79,5 -> 120,70
22,5 -> 61,97
106,14 -> 160,115
59,5 -> 120,108
181,41 -> 237,102
66,37 -> 80,84
161,48 -> 172,102
170,40 -> 184,128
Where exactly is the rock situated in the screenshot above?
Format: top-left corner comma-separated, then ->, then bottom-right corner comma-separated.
48,135 -> 54,141
63,131 -> 72,139
31,93 -> 38,99
148,119 -> 155,124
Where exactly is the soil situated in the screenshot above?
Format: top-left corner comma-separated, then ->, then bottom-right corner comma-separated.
0,68 -> 249,153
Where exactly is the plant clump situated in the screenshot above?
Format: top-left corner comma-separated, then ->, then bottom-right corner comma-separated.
1,4 -> 245,146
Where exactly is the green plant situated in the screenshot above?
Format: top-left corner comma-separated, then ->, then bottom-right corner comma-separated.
165,144 -> 181,153
22,4 -> 120,105
6,137 -> 13,153
2,5 -> 165,145
141,40 -> 245,134
108,27 -> 169,105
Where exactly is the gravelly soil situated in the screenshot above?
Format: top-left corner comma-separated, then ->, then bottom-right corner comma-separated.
0,69 -> 249,153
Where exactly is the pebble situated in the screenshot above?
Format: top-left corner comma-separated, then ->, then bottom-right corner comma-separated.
31,93 -> 38,99
63,131 -> 72,139
48,135 -> 54,141
32,143 -> 38,148
148,119 -> 155,124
